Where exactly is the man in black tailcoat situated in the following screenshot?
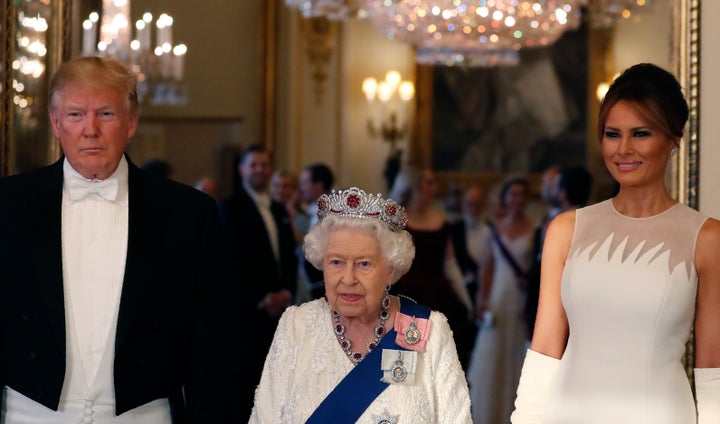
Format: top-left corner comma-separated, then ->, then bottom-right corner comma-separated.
0,56 -> 232,423
218,144 -> 298,419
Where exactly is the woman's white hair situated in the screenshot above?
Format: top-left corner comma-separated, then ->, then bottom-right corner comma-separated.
304,215 -> 415,284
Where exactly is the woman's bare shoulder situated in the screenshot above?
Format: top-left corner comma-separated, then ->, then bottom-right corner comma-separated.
697,217 -> 720,260
543,209 -> 577,254
549,209 -> 577,232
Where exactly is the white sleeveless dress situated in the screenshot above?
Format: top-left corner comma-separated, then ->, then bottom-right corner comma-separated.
543,200 -> 708,424
468,230 -> 533,424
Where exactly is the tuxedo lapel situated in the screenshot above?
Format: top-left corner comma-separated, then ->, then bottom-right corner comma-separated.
114,162 -> 153,349
240,189 -> 276,259
29,160 -> 67,351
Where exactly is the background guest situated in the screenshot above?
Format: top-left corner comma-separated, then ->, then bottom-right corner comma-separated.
450,185 -> 492,303
270,169 -> 305,242
296,162 -> 335,302
141,158 -> 174,179
217,144 -> 298,420
389,167 -> 476,370
467,176 -> 536,424
525,165 -> 593,340
193,176 -> 219,200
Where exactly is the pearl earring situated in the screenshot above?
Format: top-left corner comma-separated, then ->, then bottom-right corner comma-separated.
671,147 -> 679,157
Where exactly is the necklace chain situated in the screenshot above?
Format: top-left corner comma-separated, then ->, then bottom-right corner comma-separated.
332,292 -> 391,365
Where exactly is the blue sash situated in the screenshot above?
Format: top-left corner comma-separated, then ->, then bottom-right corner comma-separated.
305,299 -> 430,424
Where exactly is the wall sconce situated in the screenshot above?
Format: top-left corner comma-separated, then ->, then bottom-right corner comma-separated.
596,82 -> 610,101
361,70 -> 415,152
596,72 -> 620,102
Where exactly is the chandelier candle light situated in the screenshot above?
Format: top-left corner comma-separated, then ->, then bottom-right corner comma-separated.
81,0 -> 188,105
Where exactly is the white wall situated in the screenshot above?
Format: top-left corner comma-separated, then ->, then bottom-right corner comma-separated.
700,0 -> 720,217
612,0 -> 672,71
341,19 -> 415,194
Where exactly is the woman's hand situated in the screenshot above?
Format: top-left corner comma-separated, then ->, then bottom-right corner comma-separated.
474,296 -> 488,322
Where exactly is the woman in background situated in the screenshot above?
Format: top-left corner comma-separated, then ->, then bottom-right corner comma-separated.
389,167 -> 476,370
467,176 -> 536,424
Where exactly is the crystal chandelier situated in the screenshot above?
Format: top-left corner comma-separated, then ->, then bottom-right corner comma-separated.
11,10 -> 49,112
81,0 -> 188,105
581,0 -> 649,28
362,0 -> 582,66
284,0 -> 362,20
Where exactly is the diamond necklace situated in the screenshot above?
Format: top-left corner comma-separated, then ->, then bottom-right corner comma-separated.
332,292 -> 391,365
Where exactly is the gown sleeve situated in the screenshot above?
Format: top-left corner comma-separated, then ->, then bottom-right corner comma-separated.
248,305 -> 300,423
427,311 -> 473,423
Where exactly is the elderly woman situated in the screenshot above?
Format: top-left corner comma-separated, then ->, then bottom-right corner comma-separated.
249,187 -> 472,423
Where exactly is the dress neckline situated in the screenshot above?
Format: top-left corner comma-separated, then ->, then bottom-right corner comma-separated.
607,199 -> 681,220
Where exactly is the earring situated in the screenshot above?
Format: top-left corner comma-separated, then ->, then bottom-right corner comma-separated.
671,147 -> 679,156
381,285 -> 391,310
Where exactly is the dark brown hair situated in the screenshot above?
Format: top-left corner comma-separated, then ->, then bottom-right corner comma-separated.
499,176 -> 530,208
597,63 -> 688,143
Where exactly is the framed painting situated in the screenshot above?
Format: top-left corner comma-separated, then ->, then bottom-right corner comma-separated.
411,22 -> 588,198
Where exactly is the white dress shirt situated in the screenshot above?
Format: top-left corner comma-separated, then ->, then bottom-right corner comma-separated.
247,188 -> 280,261
464,215 -> 491,268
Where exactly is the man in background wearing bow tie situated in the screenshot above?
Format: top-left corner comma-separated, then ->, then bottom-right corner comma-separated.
0,56 -> 233,423
217,143 -> 298,421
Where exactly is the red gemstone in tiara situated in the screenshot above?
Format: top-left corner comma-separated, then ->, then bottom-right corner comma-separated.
316,187 -> 408,232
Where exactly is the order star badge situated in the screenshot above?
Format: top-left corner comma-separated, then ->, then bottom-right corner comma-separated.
373,410 -> 399,424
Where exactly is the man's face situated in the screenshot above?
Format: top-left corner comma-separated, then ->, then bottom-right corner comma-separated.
299,169 -> 323,203
463,188 -> 485,219
270,174 -> 296,204
239,152 -> 273,192
541,168 -> 560,207
50,82 -> 137,180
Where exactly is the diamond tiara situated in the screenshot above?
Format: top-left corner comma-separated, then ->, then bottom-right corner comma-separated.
317,187 -> 408,232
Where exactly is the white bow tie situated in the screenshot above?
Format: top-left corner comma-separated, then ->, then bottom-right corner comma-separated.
67,175 -> 119,202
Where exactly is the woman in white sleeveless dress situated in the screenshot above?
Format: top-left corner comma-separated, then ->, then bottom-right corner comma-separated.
468,176 -> 536,424
511,63 -> 720,424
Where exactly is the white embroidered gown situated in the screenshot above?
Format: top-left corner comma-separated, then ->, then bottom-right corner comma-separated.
542,200 -> 708,423
248,298 -> 472,423
467,230 -> 534,424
